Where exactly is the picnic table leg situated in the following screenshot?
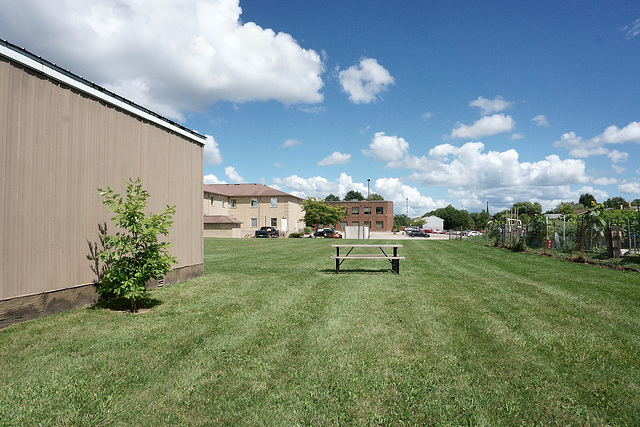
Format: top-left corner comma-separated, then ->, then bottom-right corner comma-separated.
335,247 -> 340,273
393,247 -> 399,274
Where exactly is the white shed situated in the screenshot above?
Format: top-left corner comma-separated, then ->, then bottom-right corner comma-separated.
422,215 -> 445,230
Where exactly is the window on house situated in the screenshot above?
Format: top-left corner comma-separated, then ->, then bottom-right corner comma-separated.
376,221 -> 384,229
376,206 -> 384,214
352,221 -> 359,226
364,207 -> 371,214
251,198 -> 258,207
251,218 -> 257,227
340,221 -> 348,229
230,199 -> 236,208
221,199 -> 225,208
364,221 -> 371,228
271,218 -> 277,227
210,196 -> 214,206
271,198 -> 277,207
352,207 -> 359,214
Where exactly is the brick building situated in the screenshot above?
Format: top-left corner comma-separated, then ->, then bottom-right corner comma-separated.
326,200 -> 394,232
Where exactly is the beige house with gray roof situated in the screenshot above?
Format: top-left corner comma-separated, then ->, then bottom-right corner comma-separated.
203,184 -> 305,238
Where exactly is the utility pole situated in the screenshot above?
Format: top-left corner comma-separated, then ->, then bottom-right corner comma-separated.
405,198 -> 408,217
367,179 -> 370,200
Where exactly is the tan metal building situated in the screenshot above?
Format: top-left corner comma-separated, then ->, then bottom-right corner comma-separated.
0,40 -> 205,328
203,184 -> 305,238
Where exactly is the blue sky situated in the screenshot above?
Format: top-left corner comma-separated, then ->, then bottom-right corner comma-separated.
1,0 -> 639,216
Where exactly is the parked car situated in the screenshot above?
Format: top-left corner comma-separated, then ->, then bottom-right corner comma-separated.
408,229 -> 430,238
314,228 -> 342,238
255,226 -> 279,238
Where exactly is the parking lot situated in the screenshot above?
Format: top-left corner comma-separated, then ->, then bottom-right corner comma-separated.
369,231 -> 451,240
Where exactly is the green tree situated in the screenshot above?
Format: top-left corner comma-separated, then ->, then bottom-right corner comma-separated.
603,196 -> 627,209
325,193 -> 340,201
579,193 -> 596,207
394,214 -> 410,228
97,178 -> 177,312
469,210 -> 491,230
343,190 -> 365,201
368,193 -> 384,201
511,201 -> 542,216
509,201 -> 542,224
427,205 -> 473,230
303,197 -> 348,227
554,201 -> 580,215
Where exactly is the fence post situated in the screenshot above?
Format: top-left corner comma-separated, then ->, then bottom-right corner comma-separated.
580,216 -> 584,253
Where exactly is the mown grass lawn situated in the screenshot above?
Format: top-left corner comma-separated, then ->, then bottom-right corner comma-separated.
1,238 -> 639,425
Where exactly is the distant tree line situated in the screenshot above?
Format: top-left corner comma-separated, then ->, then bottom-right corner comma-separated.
325,191 -> 384,201
317,191 -> 638,232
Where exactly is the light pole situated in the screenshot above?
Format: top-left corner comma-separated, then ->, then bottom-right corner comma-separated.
367,179 -> 370,200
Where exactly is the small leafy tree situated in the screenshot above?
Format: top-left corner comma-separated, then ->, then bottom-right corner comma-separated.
97,178 -> 177,312
325,193 -> 340,201
394,214 -> 410,228
303,197 -> 348,227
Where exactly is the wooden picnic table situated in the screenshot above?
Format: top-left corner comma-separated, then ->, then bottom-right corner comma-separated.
331,244 -> 405,274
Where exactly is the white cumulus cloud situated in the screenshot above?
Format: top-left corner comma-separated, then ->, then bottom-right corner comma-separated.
282,139 -> 302,148
204,135 -> 223,165
619,181 -> 640,194
362,132 -> 409,162
532,115 -> 549,127
592,177 -> 619,186
390,139 -> 590,211
469,96 -> 513,115
224,166 -> 245,183
592,122 -> 640,145
450,114 -> 516,139
338,58 -> 394,104
555,122 -> 640,160
203,174 -> 226,184
607,150 -> 629,164
374,178 -> 446,215
318,151 -> 351,166
0,0 -> 325,121
272,173 -> 367,199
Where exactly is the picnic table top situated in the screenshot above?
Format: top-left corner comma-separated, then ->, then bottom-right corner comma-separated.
331,244 -> 403,248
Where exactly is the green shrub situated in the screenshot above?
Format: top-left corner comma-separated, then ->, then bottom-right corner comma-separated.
97,178 -> 177,312
511,238 -> 526,252
288,232 -> 303,238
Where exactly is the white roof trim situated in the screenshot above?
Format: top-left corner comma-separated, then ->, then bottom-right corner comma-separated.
0,41 -> 205,145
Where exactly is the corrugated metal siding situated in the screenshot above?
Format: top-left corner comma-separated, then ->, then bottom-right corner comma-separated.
0,57 -> 203,300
